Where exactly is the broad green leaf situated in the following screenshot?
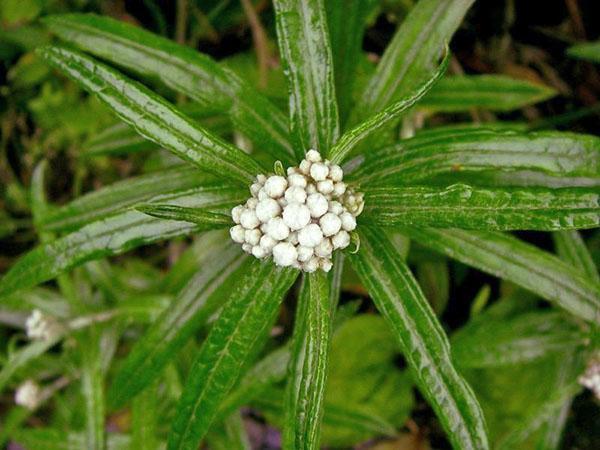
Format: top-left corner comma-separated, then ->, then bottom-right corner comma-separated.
452,311 -> 585,367
350,128 -> 600,187
329,50 -> 448,164
350,0 -> 475,121
273,0 -> 339,158
325,0 -> 377,123
137,204 -> 231,226
420,75 -> 557,112
405,228 -> 600,323
109,233 -> 247,408
362,184 -> 600,230
283,271 -> 331,450
553,230 -> 599,283
350,226 -> 488,450
0,185 -> 244,299
131,381 -> 160,450
43,13 -> 294,164
38,46 -> 264,184
167,261 -> 298,450
12,428 -> 130,450
567,40 -> 600,63
41,165 -> 211,232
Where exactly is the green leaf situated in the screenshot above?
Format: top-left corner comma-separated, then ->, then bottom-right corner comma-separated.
349,226 -> 489,450
205,413 -> 251,450
329,50 -> 449,164
553,230 -> 600,283
273,0 -> 339,157
42,13 -> 294,164
417,259 -> 449,315
420,75 -> 557,112
38,46 -> 263,185
131,381 -> 160,450
81,329 -> 107,450
362,184 -> 600,231
167,261 -> 298,450
12,428 -> 130,450
109,233 -> 247,408
41,166 -> 212,232
0,185 -> 244,299
567,40 -> 600,64
350,0 -> 475,121
350,128 -> 600,187
136,204 -> 232,226
405,228 -> 600,323
325,0 -> 377,123
283,271 -> 331,450
452,311 -> 585,367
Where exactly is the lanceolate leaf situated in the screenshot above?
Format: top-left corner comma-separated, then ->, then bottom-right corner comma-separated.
283,272 -> 331,450
136,204 -> 232,227
350,0 -> 475,121
553,231 -> 600,283
420,75 -> 557,112
109,234 -> 247,407
38,46 -> 263,185
167,262 -> 298,450
350,129 -> 600,187
567,40 -> 600,64
41,166 -> 211,232
42,14 -> 294,164
329,51 -> 449,164
273,0 -> 339,157
12,428 -> 130,450
81,329 -> 107,450
350,226 -> 489,450
0,185 -> 245,299
362,184 -> 600,231
404,228 -> 600,323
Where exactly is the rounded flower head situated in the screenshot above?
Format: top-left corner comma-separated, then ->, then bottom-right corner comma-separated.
15,379 -> 41,410
229,149 -> 364,272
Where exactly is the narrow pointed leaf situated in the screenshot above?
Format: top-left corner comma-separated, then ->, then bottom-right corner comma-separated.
329,51 -> 449,164
405,228 -> 600,323
167,262 -> 298,450
41,166 -> 211,232
350,226 -> 488,450
81,329 -> 107,450
131,381 -> 160,450
12,428 -> 130,450
420,75 -> 557,112
553,231 -> 599,283
38,46 -> 263,185
0,185 -> 244,299
109,234 -> 247,407
283,271 -> 331,450
350,129 -> 600,187
363,184 -> 600,231
273,0 -> 339,157
43,13 -> 294,164
137,204 -> 231,226
567,40 -> 600,63
351,0 -> 475,121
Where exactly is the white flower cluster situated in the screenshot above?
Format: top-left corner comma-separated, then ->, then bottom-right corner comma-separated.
25,309 -> 63,342
579,355 -> 600,400
230,150 -> 364,272
15,379 -> 41,410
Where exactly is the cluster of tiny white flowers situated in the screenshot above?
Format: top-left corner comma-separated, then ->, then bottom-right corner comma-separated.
579,354 -> 600,400
230,150 -> 364,272
25,309 -> 63,342
15,379 -> 41,410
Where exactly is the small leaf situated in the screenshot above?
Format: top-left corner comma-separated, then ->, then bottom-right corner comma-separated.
167,261 -> 298,450
283,271 -> 331,450
350,226 -> 489,450
553,230 -> 600,283
362,184 -> 600,231
567,40 -> 600,64
405,228 -> 600,323
38,46 -> 264,185
273,0 -> 340,158
136,204 -> 232,226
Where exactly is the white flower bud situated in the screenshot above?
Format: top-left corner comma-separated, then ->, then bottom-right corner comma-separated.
260,235 -> 277,250
332,230 -> 350,249
288,173 -> 307,188
333,182 -> 346,196
315,238 -> 333,257
328,201 -> 343,215
288,231 -> 299,245
242,243 -> 252,253
231,205 -> 243,224
306,193 -> 329,218
285,186 -> 307,204
272,242 -> 298,267
287,167 -> 297,175
340,212 -> 357,231
298,224 -> 324,248
255,198 -> 281,223
306,183 -> 317,194
245,229 -> 262,246
320,258 -> 333,272
230,225 -> 246,243
319,213 -> 342,237
240,209 -> 260,229
282,203 -> 311,231
329,165 -> 343,182
258,189 -> 269,200
299,160 -> 312,175
317,180 -> 334,195
15,380 -> 41,410
252,245 -> 268,259
306,149 -> 321,162
310,162 -> 329,181
25,310 -> 62,342
266,217 -> 290,240
246,198 -> 258,209
302,257 -> 320,273
250,183 -> 262,195
264,175 -> 287,198
297,246 -> 314,262
256,174 -> 267,184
